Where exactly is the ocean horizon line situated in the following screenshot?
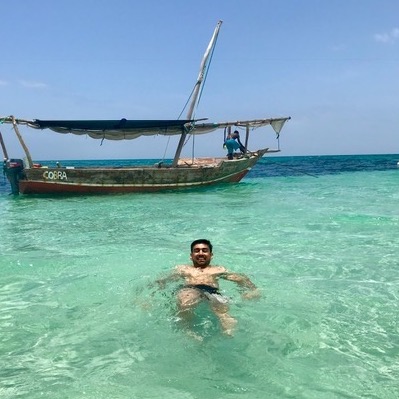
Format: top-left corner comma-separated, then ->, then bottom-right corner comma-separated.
19,152 -> 399,163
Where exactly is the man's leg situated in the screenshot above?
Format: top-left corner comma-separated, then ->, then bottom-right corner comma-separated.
176,288 -> 202,330
210,302 -> 237,336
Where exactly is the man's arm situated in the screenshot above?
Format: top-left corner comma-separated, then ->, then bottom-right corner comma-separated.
141,268 -> 181,309
222,272 -> 260,299
155,267 -> 182,289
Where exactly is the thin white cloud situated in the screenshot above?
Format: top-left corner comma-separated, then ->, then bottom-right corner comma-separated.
331,44 -> 347,52
374,28 -> 399,44
19,80 -> 48,89
0,80 -> 8,86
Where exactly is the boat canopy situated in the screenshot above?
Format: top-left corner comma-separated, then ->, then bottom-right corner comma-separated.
194,117 -> 290,135
1,116 -> 290,140
29,119 -> 194,140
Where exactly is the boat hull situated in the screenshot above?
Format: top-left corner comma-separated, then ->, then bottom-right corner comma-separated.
14,151 -> 269,195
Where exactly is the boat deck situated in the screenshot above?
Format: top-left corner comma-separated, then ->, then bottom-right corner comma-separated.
177,158 -> 222,167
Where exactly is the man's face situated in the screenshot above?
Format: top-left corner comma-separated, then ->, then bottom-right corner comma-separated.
190,243 -> 212,268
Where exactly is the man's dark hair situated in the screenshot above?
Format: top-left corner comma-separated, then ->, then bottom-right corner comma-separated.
190,239 -> 213,253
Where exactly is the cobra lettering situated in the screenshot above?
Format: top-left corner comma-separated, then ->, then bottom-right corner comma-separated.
43,170 -> 68,180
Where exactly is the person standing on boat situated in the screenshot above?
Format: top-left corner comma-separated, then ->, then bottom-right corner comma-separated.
224,130 -> 246,159
155,239 -> 260,337
232,130 -> 246,153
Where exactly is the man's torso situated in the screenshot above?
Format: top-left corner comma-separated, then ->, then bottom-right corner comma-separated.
176,265 -> 226,287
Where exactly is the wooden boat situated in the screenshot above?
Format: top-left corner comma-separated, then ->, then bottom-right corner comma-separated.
1,21 -> 290,195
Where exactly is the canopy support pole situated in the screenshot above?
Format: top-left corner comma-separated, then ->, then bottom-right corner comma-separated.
244,125 -> 250,152
0,131 -> 9,159
11,116 -> 33,168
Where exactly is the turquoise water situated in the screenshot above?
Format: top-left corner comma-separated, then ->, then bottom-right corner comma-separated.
1,155 -> 398,398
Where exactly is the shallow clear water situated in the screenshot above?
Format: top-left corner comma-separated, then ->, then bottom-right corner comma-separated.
1,155 -> 398,398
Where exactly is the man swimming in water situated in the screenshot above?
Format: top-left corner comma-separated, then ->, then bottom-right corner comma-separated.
156,239 -> 260,336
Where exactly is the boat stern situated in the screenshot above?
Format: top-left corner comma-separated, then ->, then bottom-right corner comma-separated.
4,158 -> 24,195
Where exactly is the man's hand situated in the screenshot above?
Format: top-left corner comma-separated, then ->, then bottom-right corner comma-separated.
241,288 -> 261,300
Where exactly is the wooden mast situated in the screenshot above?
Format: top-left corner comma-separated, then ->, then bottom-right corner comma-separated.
172,20 -> 223,167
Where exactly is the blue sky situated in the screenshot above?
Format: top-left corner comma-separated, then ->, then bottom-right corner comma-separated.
1,0 -> 398,160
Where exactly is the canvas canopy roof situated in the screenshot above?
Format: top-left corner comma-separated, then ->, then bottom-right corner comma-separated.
1,116 -> 290,140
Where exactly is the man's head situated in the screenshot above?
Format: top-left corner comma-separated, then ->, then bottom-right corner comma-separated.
190,239 -> 213,268
190,239 -> 212,253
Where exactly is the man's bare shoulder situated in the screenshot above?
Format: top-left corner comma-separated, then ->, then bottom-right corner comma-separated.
175,264 -> 190,272
208,265 -> 228,273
